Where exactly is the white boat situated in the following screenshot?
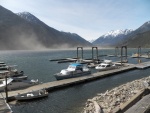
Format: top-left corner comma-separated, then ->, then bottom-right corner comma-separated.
0,71 -> 12,79
15,89 -> 48,101
0,78 -> 13,87
0,62 -> 5,65
0,78 -> 39,92
0,65 -> 24,79
0,64 -> 7,67
0,65 -> 8,70
11,75 -> 28,81
54,63 -> 91,80
131,53 -> 141,58
95,60 -> 117,71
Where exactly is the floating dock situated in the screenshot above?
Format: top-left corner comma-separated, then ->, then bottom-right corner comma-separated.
1,64 -> 136,100
135,61 -> 150,69
50,57 -> 100,64
131,54 -> 150,59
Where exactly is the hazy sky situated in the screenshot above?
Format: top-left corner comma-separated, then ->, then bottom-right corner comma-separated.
1,0 -> 150,40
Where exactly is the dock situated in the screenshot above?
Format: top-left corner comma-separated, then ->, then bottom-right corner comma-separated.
0,93 -> 12,113
50,57 -> 101,64
135,61 -> 150,69
1,64 -> 136,100
0,62 -> 150,100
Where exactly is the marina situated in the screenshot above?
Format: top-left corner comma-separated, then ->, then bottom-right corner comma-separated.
1,61 -> 150,100
0,48 -> 150,113
1,0 -> 150,112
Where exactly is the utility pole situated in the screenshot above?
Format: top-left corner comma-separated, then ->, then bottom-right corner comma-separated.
5,75 -> 8,103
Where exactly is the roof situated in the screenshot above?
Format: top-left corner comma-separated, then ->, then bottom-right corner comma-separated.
99,63 -> 109,66
70,63 -> 82,67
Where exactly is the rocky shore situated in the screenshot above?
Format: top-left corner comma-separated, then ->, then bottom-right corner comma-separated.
83,76 -> 150,113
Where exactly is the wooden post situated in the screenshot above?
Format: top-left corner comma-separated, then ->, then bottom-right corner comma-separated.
138,46 -> 141,58
121,47 -> 123,64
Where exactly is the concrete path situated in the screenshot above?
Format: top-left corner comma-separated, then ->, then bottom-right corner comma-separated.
125,94 -> 150,113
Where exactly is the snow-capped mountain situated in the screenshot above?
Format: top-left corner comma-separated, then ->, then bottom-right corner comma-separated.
93,29 -> 133,47
17,12 -> 40,24
103,29 -> 133,38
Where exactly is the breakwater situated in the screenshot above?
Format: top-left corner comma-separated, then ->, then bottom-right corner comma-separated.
84,76 -> 150,113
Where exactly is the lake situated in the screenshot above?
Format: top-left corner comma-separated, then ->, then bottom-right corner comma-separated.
0,48 -> 150,113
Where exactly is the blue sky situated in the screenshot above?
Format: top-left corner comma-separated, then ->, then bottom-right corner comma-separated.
1,0 -> 150,40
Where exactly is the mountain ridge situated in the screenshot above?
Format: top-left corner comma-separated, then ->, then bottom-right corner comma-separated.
92,29 -> 133,47
102,29 -> 133,38
0,6 -> 92,50
16,11 -> 92,48
93,21 -> 150,48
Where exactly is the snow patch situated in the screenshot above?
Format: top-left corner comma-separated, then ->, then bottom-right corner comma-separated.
103,29 -> 133,38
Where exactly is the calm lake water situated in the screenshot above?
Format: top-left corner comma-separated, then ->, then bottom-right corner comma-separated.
0,48 -> 150,113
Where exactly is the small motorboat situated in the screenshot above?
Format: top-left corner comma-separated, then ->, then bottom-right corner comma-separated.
11,75 -> 28,82
95,60 -> 117,71
0,65 -> 24,79
15,89 -> 48,101
131,53 -> 141,58
54,63 -> 91,80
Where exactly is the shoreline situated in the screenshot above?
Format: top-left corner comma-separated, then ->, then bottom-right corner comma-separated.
83,76 -> 150,113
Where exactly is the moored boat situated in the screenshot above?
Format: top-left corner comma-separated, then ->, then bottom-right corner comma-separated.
0,65 -> 24,79
15,89 -> 48,101
131,53 -> 141,58
95,60 -> 117,71
0,78 -> 39,92
54,63 -> 91,80
0,78 -> 13,87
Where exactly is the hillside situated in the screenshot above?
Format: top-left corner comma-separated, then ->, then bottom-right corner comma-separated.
126,31 -> 150,48
92,21 -> 150,48
123,21 -> 150,48
0,6 -> 92,50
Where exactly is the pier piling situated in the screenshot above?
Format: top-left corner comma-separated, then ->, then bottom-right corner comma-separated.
92,47 -> 98,61
138,46 -> 141,58
115,46 -> 119,56
77,47 -> 83,60
121,46 -> 128,64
